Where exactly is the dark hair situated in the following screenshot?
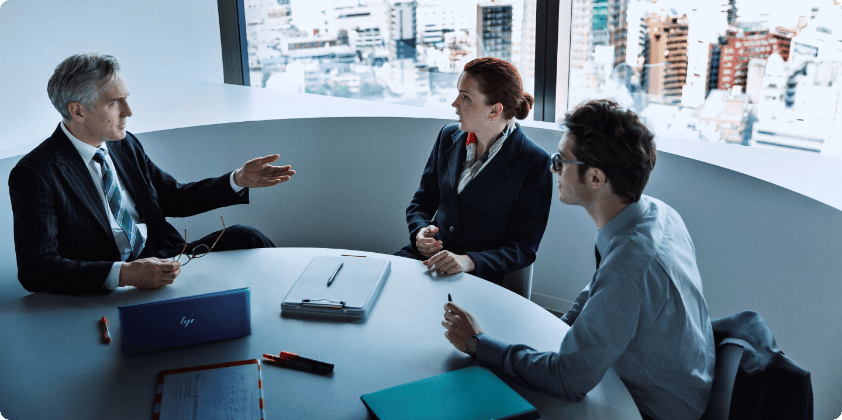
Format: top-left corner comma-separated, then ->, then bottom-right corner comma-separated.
562,99 -> 656,203
463,57 -> 534,120
48,53 -> 121,121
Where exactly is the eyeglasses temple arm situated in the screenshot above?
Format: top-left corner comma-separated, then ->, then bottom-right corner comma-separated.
173,229 -> 188,262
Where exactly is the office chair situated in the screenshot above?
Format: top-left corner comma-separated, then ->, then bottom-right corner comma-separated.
711,311 -> 813,420
501,263 -> 533,300
699,343 -> 744,420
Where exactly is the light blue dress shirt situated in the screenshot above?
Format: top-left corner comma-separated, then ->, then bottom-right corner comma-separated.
475,195 -> 715,420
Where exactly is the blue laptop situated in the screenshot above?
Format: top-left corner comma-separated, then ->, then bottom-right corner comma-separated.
118,288 -> 251,355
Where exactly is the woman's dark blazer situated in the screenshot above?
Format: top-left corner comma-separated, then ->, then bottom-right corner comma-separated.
401,123 -> 553,284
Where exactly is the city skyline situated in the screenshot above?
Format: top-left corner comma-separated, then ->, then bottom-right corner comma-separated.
245,0 -> 842,156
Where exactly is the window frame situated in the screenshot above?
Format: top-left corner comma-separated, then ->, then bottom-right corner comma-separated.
217,0 -> 250,86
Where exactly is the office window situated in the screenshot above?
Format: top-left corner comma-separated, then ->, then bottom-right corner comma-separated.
557,0 -> 842,157
244,0 -> 536,114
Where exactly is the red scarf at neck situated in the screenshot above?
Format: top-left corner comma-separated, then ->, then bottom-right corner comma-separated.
466,132 -> 478,146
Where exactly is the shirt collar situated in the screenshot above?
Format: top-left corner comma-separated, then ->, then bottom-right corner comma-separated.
61,122 -> 107,163
500,120 -> 517,141
595,196 -> 649,256
465,120 -> 518,146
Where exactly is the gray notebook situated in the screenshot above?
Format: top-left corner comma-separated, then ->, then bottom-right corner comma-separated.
281,256 -> 391,320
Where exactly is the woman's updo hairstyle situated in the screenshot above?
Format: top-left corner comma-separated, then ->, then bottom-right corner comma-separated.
462,57 -> 534,120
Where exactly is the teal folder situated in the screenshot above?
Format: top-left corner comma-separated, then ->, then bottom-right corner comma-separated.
361,366 -> 540,420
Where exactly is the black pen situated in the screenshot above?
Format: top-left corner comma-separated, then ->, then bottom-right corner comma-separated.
327,262 -> 343,287
280,351 -> 334,373
263,353 -> 332,375
448,293 -> 452,302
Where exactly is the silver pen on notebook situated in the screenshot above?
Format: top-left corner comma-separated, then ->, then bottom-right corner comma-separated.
327,262 -> 343,287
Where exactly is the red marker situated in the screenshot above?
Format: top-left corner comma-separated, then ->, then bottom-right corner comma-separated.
101,316 -> 112,344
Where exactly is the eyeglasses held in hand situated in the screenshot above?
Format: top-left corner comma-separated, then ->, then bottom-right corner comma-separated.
550,152 -> 585,172
173,216 -> 226,266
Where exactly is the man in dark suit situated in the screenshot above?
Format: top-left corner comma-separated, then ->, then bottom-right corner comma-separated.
9,53 -> 296,294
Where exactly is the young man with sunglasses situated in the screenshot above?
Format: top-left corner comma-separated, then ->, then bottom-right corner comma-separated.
9,54 -> 295,294
442,99 -> 715,420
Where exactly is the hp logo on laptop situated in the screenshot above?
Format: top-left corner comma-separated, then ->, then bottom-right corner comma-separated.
180,317 -> 194,328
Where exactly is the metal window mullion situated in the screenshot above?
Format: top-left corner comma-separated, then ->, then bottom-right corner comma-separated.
217,0 -> 250,86
534,0 -> 560,122
556,0 -> 572,120
535,0 -> 571,123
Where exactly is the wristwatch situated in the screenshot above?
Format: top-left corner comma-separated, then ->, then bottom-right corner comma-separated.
464,334 -> 480,356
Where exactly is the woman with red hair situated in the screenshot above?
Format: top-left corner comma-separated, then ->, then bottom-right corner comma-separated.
396,57 -> 553,288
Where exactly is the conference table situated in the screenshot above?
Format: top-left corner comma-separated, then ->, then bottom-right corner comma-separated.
0,248 -> 641,419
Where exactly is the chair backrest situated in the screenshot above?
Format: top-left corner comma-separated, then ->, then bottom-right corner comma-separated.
501,263 -> 533,300
699,343 -> 744,420
711,311 -> 813,420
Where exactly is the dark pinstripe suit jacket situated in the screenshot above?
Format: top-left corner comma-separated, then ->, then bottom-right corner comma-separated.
8,124 -> 248,294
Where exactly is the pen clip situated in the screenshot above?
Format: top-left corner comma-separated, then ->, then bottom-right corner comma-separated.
302,298 -> 346,308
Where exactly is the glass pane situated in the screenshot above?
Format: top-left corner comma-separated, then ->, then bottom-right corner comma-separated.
244,0 -> 537,116
557,0 -> 842,157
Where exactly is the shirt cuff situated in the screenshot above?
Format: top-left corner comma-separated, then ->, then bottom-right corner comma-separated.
229,171 -> 246,194
103,262 -> 123,291
473,333 -> 509,370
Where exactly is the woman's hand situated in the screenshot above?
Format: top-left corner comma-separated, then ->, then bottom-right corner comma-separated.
424,250 -> 475,274
415,225 -> 443,258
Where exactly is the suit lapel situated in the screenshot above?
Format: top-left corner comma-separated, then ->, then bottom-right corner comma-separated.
445,128 -> 468,192
51,127 -> 112,235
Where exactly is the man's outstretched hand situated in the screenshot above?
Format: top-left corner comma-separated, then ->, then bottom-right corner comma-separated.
234,154 -> 296,188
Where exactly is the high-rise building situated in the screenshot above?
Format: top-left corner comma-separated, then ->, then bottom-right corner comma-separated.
416,0 -> 475,45
570,0 -> 594,72
477,2 -> 513,62
644,10 -> 689,98
591,0 -> 610,54
625,0 -> 658,87
390,1 -> 418,61
330,2 -> 391,52
770,27 -> 796,62
726,0 -> 737,26
706,36 -> 727,95
788,4 -> 842,68
607,0 -> 627,69
520,0 -> 537,86
745,57 -> 767,104
718,23 -> 794,91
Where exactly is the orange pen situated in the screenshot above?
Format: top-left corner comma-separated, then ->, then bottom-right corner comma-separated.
101,316 -> 112,344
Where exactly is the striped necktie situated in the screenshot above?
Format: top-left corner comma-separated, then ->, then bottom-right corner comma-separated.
92,149 -> 144,259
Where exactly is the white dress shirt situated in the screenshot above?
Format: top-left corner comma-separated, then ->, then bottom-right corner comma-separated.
61,123 -> 243,290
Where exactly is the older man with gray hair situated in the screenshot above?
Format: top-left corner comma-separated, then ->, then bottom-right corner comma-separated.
9,53 -> 296,294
